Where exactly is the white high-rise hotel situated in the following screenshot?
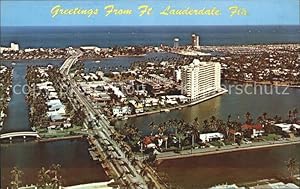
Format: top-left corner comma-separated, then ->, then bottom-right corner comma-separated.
181,59 -> 222,102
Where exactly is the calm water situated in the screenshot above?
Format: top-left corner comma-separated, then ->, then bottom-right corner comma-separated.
0,60 -> 109,188
1,26 -> 300,48
1,140 -> 109,188
83,52 -> 179,72
1,57 -> 300,188
1,26 -> 300,188
118,85 -> 300,135
158,144 -> 300,189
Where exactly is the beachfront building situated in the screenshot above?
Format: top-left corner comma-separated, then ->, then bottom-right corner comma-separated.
0,42 -> 19,53
181,59 -> 222,102
173,37 -> 180,48
191,34 -> 200,47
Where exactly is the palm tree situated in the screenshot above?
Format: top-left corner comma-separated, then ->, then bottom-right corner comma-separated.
37,167 -> 51,188
227,114 -> 232,123
203,120 -> 210,133
257,116 -> 263,123
288,110 -> 293,122
49,164 -> 62,188
292,108 -> 298,123
216,119 -> 227,137
245,112 -> 251,124
210,116 -> 217,131
36,164 -> 62,189
286,158 -> 299,178
176,121 -> 186,150
10,167 -> 23,189
262,112 -> 268,120
273,115 -> 281,123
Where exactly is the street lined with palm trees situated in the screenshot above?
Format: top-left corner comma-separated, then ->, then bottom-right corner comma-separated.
59,52 -> 167,189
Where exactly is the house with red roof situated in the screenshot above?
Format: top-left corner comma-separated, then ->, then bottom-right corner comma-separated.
241,124 -> 265,138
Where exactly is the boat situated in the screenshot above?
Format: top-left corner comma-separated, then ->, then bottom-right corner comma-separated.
164,109 -> 170,112
11,62 -> 16,65
95,60 -> 101,63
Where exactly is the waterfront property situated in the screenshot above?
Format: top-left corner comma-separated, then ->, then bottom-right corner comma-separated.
25,66 -> 85,138
181,59 -> 224,103
210,181 -> 300,189
0,29 -> 299,188
71,57 -> 227,120
275,123 -> 300,133
199,132 -> 224,143
0,42 -> 19,53
0,65 -> 12,130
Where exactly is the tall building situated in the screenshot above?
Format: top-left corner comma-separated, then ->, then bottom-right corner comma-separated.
10,43 -> 19,51
173,38 -> 180,48
0,42 -> 19,53
181,59 -> 221,102
191,34 -> 200,47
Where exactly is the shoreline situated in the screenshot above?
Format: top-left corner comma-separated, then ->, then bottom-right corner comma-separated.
156,137 -> 300,162
126,89 -> 228,118
38,135 -> 84,143
0,135 -> 84,144
0,57 -> 65,62
225,79 -> 300,88
0,54 -> 147,62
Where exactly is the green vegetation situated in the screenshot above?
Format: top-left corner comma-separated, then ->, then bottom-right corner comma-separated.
261,134 -> 281,141
210,141 -> 224,148
37,126 -> 83,138
10,167 -> 23,189
114,110 -> 299,158
0,66 -> 12,124
26,66 -> 86,139
9,165 -> 62,189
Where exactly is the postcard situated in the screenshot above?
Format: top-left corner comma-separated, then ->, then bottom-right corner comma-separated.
1,0 -> 300,188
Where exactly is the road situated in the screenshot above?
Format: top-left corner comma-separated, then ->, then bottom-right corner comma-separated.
59,49 -> 165,189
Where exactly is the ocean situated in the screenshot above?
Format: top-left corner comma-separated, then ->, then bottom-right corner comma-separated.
1,25 -> 300,49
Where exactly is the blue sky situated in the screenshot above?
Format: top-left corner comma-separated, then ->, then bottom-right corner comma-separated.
1,0 -> 299,26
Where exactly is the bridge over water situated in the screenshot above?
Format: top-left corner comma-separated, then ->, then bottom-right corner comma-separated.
0,131 -> 40,140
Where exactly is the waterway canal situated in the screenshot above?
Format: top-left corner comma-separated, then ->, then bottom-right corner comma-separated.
1,58 -> 299,188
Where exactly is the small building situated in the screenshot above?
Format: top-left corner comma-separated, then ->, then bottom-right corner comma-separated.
93,93 -> 111,104
109,85 -> 126,102
144,98 -> 159,107
36,81 -> 53,90
166,95 -> 188,104
200,132 -> 224,143
129,100 -> 144,114
48,92 -> 58,100
275,123 -> 300,133
112,106 -> 123,117
241,124 -> 264,138
135,89 -> 148,96
173,69 -> 181,82
47,106 -> 66,117
50,114 -> 66,122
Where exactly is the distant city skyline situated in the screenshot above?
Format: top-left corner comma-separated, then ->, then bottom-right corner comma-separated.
1,0 -> 299,26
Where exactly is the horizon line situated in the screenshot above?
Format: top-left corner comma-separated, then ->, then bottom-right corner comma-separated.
1,24 -> 300,27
